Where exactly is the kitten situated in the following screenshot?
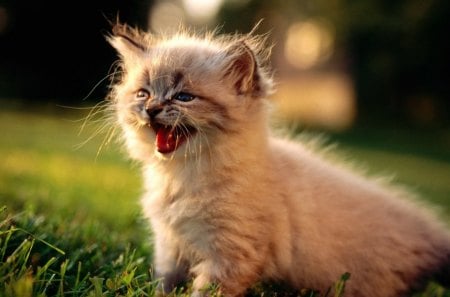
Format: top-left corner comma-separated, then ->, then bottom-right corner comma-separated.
106,23 -> 450,297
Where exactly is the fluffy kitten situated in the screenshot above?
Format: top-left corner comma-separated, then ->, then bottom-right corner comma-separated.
106,23 -> 450,297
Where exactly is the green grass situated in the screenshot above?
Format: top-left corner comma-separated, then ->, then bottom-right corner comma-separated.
0,108 -> 449,296
0,109 -> 157,296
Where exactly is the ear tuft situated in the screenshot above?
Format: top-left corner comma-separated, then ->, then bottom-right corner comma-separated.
106,22 -> 148,63
225,41 -> 262,97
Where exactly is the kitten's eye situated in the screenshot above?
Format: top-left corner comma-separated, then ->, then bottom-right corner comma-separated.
136,89 -> 150,100
173,92 -> 195,102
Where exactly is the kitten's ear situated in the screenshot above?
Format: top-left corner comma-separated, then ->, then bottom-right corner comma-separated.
224,41 -> 260,97
107,23 -> 148,65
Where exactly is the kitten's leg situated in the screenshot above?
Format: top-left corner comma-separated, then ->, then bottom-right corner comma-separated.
153,233 -> 188,294
190,257 -> 262,297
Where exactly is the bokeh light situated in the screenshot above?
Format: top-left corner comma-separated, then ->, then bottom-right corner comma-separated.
149,0 -> 224,32
284,20 -> 334,69
149,1 -> 185,33
181,0 -> 223,24
274,74 -> 355,131
0,6 -> 9,34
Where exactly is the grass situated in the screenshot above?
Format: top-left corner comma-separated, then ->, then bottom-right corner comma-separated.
0,107 -> 449,296
0,108 -> 157,296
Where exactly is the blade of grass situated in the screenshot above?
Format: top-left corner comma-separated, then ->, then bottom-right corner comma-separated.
59,259 -> 69,296
13,227 -> 65,255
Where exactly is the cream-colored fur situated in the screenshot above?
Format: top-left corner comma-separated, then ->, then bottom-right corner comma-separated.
107,24 -> 450,297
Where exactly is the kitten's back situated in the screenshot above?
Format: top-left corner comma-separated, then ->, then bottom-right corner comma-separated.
269,137 -> 450,295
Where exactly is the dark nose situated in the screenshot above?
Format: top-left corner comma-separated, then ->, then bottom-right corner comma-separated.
146,106 -> 163,120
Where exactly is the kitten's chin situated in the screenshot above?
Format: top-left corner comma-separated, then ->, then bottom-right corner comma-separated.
149,123 -> 197,155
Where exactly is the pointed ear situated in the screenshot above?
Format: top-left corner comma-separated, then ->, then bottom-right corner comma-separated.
106,23 -> 147,66
224,41 -> 259,96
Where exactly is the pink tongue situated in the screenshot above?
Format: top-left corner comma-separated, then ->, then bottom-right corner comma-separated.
156,127 -> 179,154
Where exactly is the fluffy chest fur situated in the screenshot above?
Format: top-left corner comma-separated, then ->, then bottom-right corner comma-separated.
141,148 -> 277,247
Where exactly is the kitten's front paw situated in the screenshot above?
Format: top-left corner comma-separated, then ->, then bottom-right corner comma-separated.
190,284 -> 215,297
190,290 -> 207,297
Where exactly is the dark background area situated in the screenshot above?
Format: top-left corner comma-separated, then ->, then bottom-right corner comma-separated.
0,0 -> 151,104
0,0 -> 449,128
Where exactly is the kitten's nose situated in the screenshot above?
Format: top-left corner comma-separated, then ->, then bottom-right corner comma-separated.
146,106 -> 163,120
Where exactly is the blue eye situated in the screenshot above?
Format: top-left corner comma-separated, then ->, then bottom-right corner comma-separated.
174,92 -> 195,102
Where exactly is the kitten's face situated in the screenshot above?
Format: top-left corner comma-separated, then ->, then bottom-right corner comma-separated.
108,25 -> 272,161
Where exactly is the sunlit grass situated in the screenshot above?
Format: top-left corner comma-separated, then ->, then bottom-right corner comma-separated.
0,109 -> 156,296
0,110 -> 141,228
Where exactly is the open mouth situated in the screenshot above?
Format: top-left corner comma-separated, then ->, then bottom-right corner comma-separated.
149,122 -> 196,154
